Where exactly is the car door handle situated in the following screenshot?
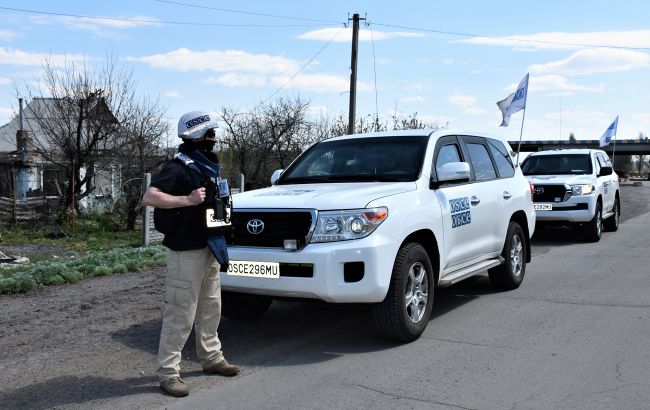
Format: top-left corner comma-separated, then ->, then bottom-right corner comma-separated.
503,191 -> 512,200
470,196 -> 480,206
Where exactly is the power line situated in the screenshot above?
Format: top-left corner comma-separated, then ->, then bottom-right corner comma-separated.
154,0 -> 342,24
372,22 -> 650,51
0,6 -> 334,27
263,26 -> 346,105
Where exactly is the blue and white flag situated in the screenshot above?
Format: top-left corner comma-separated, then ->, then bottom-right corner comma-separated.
497,73 -> 529,127
599,116 -> 618,147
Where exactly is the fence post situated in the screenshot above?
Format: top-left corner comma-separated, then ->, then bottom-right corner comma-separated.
239,173 -> 245,193
142,173 -> 151,247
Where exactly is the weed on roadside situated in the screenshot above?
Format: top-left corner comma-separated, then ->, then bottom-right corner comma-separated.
0,246 -> 165,294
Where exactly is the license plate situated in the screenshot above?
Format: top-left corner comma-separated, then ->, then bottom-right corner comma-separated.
226,261 -> 280,279
534,204 -> 552,211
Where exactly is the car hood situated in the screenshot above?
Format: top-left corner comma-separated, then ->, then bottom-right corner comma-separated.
526,174 -> 595,185
232,182 -> 416,210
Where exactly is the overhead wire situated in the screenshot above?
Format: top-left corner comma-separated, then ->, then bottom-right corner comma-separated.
154,0 -> 342,24
2,5 -> 644,50
372,22 -> 650,51
0,6 -> 337,27
262,25 -> 346,105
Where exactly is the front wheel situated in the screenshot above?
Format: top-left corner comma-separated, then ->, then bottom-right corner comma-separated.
371,243 -> 435,342
603,197 -> 620,232
221,291 -> 273,321
489,222 -> 527,290
583,202 -> 603,242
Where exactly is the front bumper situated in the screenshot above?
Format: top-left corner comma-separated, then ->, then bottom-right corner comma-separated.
534,195 -> 596,222
220,233 -> 398,303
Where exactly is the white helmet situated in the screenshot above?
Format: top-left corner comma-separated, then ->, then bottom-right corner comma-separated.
177,111 -> 219,140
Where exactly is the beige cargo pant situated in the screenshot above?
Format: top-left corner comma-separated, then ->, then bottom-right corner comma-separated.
157,247 -> 224,382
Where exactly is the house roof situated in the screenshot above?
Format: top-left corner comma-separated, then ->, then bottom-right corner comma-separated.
0,97 -> 118,153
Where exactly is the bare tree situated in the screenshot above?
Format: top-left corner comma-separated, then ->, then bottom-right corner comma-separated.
220,97 -> 316,189
21,55 -> 135,212
112,96 -> 170,230
328,111 -> 445,137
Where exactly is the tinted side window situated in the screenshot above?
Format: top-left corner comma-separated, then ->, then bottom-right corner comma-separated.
466,143 -> 497,181
487,138 -> 515,178
435,144 -> 461,173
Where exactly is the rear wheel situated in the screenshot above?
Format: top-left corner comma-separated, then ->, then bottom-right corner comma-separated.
603,196 -> 620,232
371,243 -> 435,342
221,291 -> 273,321
489,222 -> 526,290
583,202 -> 603,242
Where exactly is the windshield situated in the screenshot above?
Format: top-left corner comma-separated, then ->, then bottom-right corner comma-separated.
278,136 -> 429,184
521,154 -> 592,175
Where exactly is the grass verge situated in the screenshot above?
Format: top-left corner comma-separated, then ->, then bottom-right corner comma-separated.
0,246 -> 165,294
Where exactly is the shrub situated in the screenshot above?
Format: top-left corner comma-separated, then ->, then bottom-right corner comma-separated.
0,245 -> 165,294
93,266 -> 113,276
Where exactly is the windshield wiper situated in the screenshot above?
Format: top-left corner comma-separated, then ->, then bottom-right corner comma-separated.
279,176 -> 329,184
328,175 -> 408,182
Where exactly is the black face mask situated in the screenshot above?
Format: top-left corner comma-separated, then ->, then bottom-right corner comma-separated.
197,140 -> 216,153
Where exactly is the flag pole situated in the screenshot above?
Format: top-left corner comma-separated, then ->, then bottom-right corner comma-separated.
612,133 -> 617,167
516,108 -> 527,166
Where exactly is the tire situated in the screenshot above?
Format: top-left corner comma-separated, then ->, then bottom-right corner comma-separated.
582,202 -> 603,242
371,243 -> 435,342
489,222 -> 526,290
603,196 -> 620,232
221,291 -> 273,321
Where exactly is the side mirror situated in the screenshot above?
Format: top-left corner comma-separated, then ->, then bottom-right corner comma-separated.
271,169 -> 284,185
437,162 -> 471,182
599,166 -> 613,177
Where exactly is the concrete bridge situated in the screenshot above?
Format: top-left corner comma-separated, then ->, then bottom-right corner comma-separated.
508,139 -> 650,155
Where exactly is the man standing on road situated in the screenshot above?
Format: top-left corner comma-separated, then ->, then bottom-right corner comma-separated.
143,111 -> 239,397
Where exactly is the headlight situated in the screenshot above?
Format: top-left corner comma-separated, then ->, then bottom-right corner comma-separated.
571,184 -> 595,195
310,207 -> 388,243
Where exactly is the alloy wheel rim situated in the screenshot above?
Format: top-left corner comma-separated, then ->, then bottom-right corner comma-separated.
404,262 -> 428,323
597,209 -> 602,236
510,234 -> 523,277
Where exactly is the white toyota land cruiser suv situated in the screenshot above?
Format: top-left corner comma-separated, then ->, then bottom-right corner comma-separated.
221,130 -> 535,341
521,149 -> 620,242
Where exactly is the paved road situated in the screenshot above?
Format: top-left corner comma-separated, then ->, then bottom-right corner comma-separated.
165,183 -> 650,410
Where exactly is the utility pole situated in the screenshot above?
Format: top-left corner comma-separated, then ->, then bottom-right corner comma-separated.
347,13 -> 365,135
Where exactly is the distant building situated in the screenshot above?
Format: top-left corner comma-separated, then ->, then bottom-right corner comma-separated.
0,98 -> 121,212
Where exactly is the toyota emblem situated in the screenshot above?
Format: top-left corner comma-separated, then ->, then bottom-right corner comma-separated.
534,187 -> 545,195
246,219 -> 265,234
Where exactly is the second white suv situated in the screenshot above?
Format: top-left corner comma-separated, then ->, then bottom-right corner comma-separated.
521,149 -> 620,242
221,130 -> 535,341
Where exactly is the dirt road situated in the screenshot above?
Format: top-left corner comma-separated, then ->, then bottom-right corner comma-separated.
0,183 -> 647,409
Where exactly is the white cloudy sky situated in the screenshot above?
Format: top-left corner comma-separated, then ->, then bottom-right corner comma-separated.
0,0 -> 648,143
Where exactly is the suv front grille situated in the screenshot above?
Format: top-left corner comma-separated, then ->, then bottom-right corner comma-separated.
533,184 -> 571,202
226,210 -> 315,249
